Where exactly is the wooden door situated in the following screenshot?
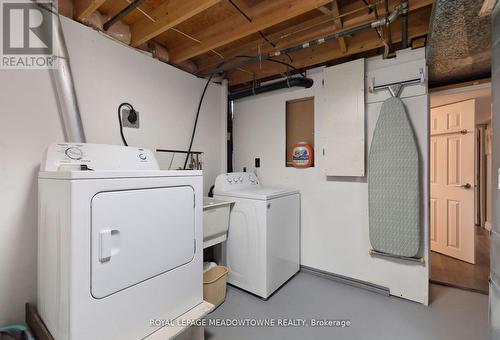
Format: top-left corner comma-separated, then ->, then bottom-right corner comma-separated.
430,100 -> 476,264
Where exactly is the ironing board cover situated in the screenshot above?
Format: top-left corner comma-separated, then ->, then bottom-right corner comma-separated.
368,97 -> 421,257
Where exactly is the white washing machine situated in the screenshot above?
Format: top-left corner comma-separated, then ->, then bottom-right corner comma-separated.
38,143 -> 203,340
214,172 -> 300,299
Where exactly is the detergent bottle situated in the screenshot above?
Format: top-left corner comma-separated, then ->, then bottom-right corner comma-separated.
292,141 -> 313,168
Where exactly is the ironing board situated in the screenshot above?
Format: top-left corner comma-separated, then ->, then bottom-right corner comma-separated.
368,97 -> 420,258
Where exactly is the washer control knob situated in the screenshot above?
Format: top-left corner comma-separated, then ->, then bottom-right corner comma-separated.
139,153 -> 147,160
65,147 -> 83,160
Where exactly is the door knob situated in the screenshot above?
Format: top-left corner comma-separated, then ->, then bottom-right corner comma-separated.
455,183 -> 472,189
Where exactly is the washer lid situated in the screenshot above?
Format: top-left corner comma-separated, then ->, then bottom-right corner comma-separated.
215,187 -> 299,200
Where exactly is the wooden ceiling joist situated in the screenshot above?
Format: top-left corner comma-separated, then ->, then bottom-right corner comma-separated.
330,1 -> 347,54
479,0 -> 497,17
130,0 -> 222,47
68,0 -> 434,87
316,2 -> 346,53
168,0 -> 333,63
227,6 -> 431,86
196,0 -> 432,74
74,0 -> 107,21
196,15 -> 333,74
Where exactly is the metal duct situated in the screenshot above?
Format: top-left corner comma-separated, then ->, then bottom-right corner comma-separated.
228,77 -> 314,101
427,0 -> 491,86
51,11 -> 86,143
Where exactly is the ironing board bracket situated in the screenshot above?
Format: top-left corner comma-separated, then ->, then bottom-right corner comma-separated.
369,249 -> 425,264
388,84 -> 403,97
369,68 -> 425,97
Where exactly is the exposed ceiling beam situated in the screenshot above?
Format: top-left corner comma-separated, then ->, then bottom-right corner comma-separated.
103,0 -> 146,31
168,0 -> 333,63
196,0 -> 432,74
316,2 -> 346,52
130,0 -> 222,47
330,1 -> 347,54
318,3 -> 334,15
479,0 -> 498,16
74,0 -> 107,21
227,6 -> 431,85
196,15 -> 332,73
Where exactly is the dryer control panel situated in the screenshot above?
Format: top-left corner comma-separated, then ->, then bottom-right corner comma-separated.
214,172 -> 260,192
41,143 -> 159,172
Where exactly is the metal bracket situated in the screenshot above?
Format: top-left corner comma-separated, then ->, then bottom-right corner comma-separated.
387,83 -> 403,97
369,249 -> 425,264
369,68 -> 425,97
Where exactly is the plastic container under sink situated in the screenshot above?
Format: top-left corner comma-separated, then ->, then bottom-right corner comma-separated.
203,266 -> 228,307
203,197 -> 233,248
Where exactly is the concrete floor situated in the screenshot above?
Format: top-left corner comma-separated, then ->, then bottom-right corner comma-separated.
205,272 -> 489,340
431,226 -> 490,294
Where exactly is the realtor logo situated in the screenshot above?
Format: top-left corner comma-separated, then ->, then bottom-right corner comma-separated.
1,0 -> 57,69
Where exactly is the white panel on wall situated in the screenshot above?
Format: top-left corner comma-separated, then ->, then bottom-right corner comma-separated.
322,59 -> 365,176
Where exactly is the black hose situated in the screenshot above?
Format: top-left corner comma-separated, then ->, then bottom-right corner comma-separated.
362,0 -> 373,13
228,77 -> 313,101
118,102 -> 134,146
235,55 -> 306,77
259,31 -> 275,47
183,74 -> 214,169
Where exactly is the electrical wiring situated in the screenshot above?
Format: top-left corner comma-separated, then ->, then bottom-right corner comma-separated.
182,55 -> 234,170
183,51 -> 309,169
183,74 -> 215,169
117,102 -> 136,146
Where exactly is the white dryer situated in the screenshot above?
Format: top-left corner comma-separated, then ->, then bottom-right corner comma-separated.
38,143 -> 203,340
214,172 -> 300,299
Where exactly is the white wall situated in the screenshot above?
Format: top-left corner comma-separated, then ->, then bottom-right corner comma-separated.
430,85 -> 491,124
233,48 -> 429,304
0,70 -> 65,326
0,18 -> 225,325
61,17 -> 226,194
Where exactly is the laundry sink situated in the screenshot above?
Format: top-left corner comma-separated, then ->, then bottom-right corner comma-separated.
203,197 -> 233,249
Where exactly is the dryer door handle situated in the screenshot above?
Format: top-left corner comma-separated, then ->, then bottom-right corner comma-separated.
99,229 -> 121,263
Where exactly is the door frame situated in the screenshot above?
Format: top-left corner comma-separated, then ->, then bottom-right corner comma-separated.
429,82 -> 491,266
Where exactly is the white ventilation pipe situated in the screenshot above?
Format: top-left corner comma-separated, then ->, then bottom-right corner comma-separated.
50,9 -> 86,143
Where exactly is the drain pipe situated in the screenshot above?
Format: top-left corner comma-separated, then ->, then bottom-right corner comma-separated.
401,0 -> 409,49
51,10 -> 86,143
228,77 -> 313,101
208,3 -> 404,75
103,0 -> 146,31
